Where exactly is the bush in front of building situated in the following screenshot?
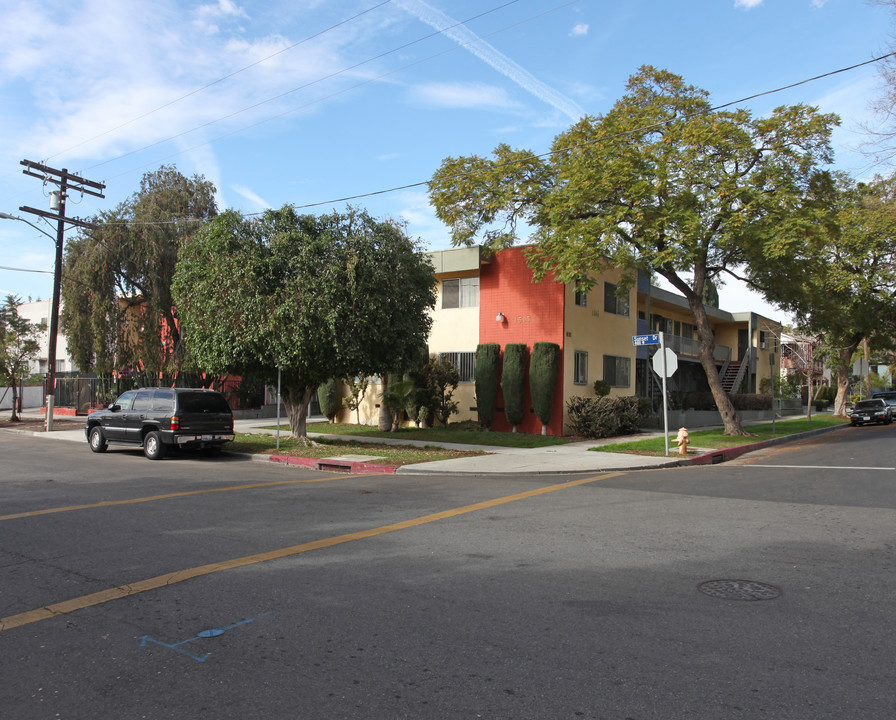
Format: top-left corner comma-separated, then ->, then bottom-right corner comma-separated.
566,396 -> 651,438
530,342 -> 561,434
317,377 -> 341,422
475,343 -> 500,429
501,344 -> 528,432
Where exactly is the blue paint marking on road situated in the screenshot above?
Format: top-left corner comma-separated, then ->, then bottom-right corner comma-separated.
139,611 -> 273,663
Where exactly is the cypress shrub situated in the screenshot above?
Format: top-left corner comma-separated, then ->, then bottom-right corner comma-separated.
317,377 -> 340,422
475,343 -> 500,429
530,342 -> 560,434
501,343 -> 527,431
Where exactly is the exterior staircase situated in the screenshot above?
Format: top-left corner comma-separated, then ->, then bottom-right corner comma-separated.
721,358 -> 746,393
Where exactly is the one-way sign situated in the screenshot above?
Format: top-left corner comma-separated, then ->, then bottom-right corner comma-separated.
632,333 -> 660,346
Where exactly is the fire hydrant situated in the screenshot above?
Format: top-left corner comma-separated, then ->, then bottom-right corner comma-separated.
674,427 -> 690,455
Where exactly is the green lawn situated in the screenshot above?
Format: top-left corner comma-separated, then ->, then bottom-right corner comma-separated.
230,433 -> 487,466
268,421 -> 571,449
592,416 -> 849,456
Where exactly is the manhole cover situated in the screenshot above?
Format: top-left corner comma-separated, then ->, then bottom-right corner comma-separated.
698,579 -> 781,601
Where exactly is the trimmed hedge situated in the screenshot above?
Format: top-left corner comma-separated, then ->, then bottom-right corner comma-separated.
567,396 -> 651,438
501,343 -> 527,430
317,377 -> 341,421
475,343 -> 500,429
530,342 -> 560,431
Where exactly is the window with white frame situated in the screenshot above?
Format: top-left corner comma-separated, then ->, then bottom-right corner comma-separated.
574,350 -> 588,384
603,355 -> 631,387
441,277 -> 480,309
603,282 -> 630,316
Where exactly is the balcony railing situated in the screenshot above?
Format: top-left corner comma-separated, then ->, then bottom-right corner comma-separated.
664,334 -> 731,362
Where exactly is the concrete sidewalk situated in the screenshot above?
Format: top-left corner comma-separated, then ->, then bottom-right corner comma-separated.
7,410 -> 844,475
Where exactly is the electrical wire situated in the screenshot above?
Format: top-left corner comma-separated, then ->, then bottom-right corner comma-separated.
280,51 -> 896,211
83,0 -> 528,175
43,1 -> 395,165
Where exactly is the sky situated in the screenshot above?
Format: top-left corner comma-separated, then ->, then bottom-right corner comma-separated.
0,0 -> 893,324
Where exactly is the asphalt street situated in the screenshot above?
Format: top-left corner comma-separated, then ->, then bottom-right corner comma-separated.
1,424 -> 894,719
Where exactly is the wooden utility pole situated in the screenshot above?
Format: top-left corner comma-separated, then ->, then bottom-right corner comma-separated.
18,160 -> 105,431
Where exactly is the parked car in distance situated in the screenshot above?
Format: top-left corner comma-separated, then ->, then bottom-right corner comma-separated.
871,390 -> 896,410
85,387 -> 234,459
848,398 -> 893,427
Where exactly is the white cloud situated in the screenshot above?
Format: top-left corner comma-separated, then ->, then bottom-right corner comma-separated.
734,0 -> 763,8
570,23 -> 589,37
395,0 -> 586,121
414,82 -> 520,110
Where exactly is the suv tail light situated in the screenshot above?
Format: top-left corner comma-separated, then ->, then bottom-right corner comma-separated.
170,416 -> 180,431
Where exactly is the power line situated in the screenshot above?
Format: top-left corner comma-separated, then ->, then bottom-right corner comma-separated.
101,0 -> 576,185
44,1 -> 395,165
86,0 -> 528,176
282,52 -> 896,211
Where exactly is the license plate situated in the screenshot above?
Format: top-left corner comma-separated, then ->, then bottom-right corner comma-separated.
862,416 -> 870,421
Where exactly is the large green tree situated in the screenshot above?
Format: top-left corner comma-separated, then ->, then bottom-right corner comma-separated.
429,66 -> 838,435
755,172 -> 896,415
172,206 -> 436,441
61,165 -> 217,376
0,295 -> 43,421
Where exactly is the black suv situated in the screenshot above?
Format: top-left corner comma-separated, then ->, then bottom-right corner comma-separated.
85,387 -> 234,459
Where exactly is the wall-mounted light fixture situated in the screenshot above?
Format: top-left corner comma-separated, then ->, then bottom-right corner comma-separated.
496,312 -> 506,322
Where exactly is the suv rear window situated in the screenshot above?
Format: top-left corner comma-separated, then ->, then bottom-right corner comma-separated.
178,392 -> 231,414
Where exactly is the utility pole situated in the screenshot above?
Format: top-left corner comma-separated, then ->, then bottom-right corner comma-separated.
18,160 -> 105,431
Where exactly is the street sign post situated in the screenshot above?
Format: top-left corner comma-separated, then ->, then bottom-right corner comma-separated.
634,333 -> 678,456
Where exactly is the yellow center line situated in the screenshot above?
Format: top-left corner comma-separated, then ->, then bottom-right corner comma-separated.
0,472 -> 622,632
0,476 -> 348,521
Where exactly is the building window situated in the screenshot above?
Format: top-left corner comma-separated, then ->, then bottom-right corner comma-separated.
574,351 -> 588,384
603,355 -> 631,387
574,289 -> 587,307
439,351 -> 475,382
604,282 -> 629,316
441,277 -> 479,309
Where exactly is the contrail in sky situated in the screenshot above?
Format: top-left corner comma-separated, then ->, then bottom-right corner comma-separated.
395,0 -> 586,121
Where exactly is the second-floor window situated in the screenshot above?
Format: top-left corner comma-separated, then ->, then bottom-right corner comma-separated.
442,277 -> 479,309
604,282 -> 629,317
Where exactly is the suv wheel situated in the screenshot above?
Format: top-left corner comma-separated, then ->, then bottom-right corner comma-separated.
88,426 -> 107,453
143,431 -> 167,460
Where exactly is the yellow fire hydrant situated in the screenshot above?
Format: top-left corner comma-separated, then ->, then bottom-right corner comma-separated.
674,427 -> 690,455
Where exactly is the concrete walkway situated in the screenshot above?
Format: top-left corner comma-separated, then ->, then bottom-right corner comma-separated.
8,410 -> 844,475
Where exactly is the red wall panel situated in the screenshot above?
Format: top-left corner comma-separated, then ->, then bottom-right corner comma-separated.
479,248 -> 566,435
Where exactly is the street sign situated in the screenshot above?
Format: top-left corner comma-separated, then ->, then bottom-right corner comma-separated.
633,333 -> 660,346
652,347 -> 678,377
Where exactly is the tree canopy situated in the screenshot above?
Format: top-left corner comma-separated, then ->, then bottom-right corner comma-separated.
0,295 -> 43,421
755,172 -> 896,413
172,206 -> 436,440
429,66 -> 838,434
60,165 -> 217,376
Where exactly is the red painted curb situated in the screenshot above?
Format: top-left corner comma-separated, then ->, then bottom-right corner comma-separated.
268,454 -> 397,474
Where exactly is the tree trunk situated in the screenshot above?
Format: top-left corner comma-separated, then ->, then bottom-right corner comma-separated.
686,294 -> 747,435
833,338 -> 861,416
281,382 -> 314,443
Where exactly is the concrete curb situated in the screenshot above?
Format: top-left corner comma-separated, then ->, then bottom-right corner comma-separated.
267,454 -> 397,474
680,423 -> 848,466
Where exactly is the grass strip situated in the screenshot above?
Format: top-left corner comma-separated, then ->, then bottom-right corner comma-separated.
591,416 -> 849,456
230,433 -> 486,466
264,421 -> 570,449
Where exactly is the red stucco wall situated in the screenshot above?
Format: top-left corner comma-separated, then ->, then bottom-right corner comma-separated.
479,247 -> 566,435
